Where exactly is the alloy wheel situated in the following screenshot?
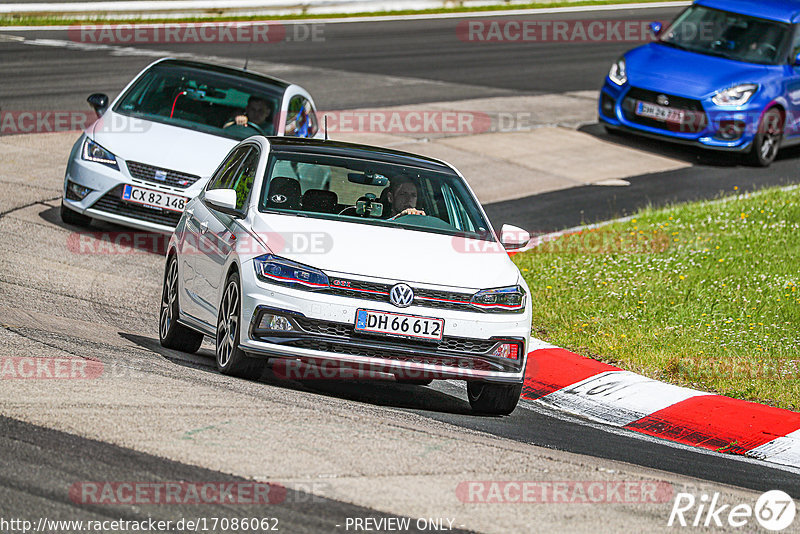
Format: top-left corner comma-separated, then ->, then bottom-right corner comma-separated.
160,259 -> 178,339
217,279 -> 240,369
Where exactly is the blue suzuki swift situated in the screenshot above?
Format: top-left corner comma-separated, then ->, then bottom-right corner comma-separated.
599,0 -> 800,166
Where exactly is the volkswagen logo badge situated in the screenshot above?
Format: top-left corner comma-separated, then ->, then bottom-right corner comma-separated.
389,283 -> 414,308
270,194 -> 288,204
656,94 -> 670,107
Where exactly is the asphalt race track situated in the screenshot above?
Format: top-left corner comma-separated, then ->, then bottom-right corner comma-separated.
1,5 -> 799,532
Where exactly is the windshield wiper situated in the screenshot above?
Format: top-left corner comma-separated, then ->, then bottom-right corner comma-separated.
658,40 -> 689,52
706,48 -> 737,60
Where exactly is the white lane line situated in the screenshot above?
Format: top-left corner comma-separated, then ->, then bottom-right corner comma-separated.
17,37 -> 187,58
0,2 -> 692,31
537,370 -> 709,427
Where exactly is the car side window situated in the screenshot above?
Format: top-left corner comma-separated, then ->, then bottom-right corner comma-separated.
284,96 -> 318,138
207,146 -> 250,191
229,148 -> 260,211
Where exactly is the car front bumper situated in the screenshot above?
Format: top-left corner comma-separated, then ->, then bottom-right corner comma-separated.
237,264 -> 531,384
599,80 -> 761,153
63,136 -> 204,234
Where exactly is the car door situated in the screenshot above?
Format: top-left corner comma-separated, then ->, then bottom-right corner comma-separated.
194,145 -> 260,326
187,145 -> 251,325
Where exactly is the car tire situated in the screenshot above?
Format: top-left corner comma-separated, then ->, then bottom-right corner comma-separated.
60,201 -> 92,227
467,381 -> 522,415
216,271 -> 266,379
748,108 -> 783,167
159,255 -> 204,353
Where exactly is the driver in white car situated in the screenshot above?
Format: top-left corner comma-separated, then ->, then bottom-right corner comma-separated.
224,96 -> 273,134
386,176 -> 426,219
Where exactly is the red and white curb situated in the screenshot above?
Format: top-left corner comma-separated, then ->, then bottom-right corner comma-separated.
522,341 -> 800,469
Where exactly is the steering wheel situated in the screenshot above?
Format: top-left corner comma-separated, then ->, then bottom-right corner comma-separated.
756,43 -> 777,59
242,122 -> 266,135
223,120 -> 266,136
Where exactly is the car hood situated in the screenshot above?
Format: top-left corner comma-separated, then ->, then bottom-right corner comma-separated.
89,112 -> 238,179
626,43 -> 774,99
249,213 -> 520,290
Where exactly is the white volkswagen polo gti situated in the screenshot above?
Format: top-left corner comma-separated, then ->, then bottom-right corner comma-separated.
160,136 -> 532,415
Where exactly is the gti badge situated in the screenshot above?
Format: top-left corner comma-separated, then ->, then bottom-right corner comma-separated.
389,283 -> 414,308
656,94 -> 670,107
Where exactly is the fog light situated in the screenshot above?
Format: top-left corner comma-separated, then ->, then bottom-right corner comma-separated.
717,120 -> 746,141
601,93 -> 616,118
258,313 -> 295,332
492,342 -> 520,360
66,180 -> 93,201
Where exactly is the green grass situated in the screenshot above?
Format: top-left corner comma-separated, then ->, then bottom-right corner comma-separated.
513,185 -> 800,411
0,0 -> 672,26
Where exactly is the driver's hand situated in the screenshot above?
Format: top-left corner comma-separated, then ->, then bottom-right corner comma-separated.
391,208 -> 425,219
223,115 -> 248,129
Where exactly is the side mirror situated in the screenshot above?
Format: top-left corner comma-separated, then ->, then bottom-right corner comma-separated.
204,189 -> 241,217
648,22 -> 663,37
794,52 -> 800,66
500,224 -> 531,250
87,93 -> 109,118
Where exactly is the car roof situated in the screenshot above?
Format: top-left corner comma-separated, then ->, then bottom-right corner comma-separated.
265,137 -> 458,173
154,58 -> 292,90
696,0 -> 800,24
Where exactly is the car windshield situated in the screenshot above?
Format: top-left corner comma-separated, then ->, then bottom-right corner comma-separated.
258,152 -> 494,240
659,5 -> 791,65
114,63 -> 284,140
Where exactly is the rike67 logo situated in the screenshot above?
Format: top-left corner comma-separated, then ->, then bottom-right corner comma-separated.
668,490 -> 796,531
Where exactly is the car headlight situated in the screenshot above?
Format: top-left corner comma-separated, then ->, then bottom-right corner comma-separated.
253,254 -> 329,290
608,57 -> 627,86
81,138 -> 119,170
471,286 -> 526,312
712,84 -> 758,106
